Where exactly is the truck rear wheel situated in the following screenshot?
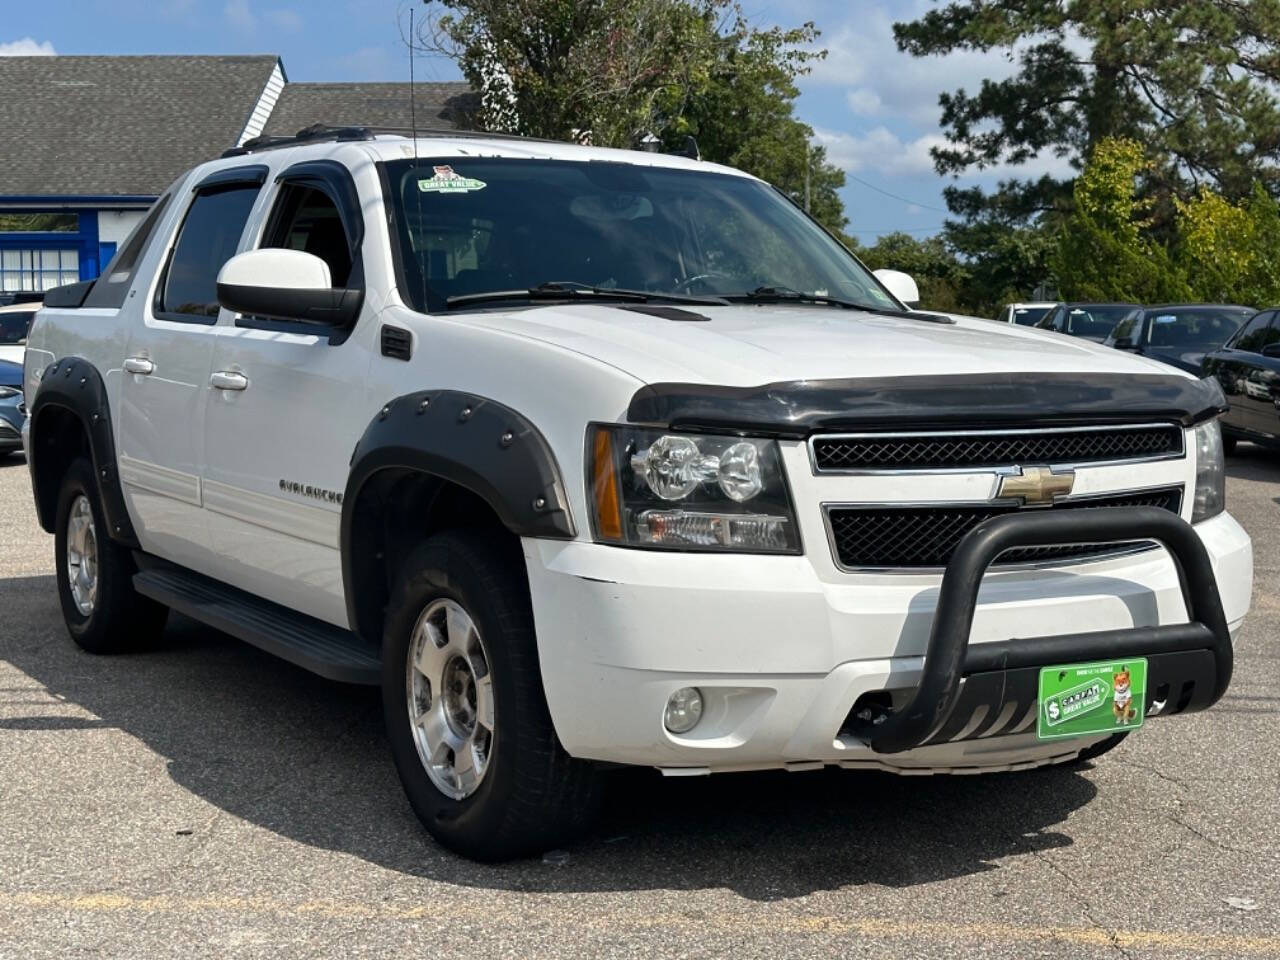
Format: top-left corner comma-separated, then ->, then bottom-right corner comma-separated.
381,531 -> 601,861
54,457 -> 167,653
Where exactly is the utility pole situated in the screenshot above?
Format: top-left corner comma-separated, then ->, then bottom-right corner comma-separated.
804,142 -> 811,213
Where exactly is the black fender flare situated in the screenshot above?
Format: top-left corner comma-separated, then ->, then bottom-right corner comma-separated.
340,390 -> 575,632
28,356 -> 139,546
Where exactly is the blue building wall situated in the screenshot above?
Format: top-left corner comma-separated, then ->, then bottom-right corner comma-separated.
0,197 -> 153,292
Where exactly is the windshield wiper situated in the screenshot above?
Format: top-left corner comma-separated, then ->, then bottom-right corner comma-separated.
724,285 -> 887,313
445,281 -> 728,310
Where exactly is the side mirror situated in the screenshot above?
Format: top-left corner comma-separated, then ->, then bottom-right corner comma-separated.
216,248 -> 362,327
873,269 -> 921,309
1262,343 -> 1280,359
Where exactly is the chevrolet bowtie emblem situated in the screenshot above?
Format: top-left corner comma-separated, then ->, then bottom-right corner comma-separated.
996,466 -> 1075,506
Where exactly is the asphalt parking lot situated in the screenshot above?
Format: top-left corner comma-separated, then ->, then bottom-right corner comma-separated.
1,450 -> 1278,959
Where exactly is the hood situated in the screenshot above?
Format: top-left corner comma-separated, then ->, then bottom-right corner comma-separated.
458,302 -> 1186,387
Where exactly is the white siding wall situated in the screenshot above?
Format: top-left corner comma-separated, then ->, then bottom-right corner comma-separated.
237,60 -> 286,145
97,209 -> 146,246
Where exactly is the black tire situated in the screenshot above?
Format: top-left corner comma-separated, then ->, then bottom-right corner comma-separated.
1222,433 -> 1238,456
54,457 -> 167,653
382,530 -> 602,861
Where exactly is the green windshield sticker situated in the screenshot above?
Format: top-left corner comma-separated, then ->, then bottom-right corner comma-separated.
1037,658 -> 1146,740
418,165 -> 487,194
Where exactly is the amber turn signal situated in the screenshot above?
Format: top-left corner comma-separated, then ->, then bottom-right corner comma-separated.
590,427 -> 623,540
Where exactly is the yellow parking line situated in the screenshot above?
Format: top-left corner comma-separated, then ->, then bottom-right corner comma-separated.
2,890 -> 1278,954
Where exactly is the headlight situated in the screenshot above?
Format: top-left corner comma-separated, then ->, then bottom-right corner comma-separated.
588,425 -> 801,553
1191,419 -> 1225,523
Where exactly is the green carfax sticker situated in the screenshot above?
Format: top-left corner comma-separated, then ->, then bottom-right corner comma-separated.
418,164 -> 486,194
1037,658 -> 1146,740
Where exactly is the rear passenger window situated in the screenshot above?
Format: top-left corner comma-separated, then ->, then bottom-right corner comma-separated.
157,184 -> 259,319
83,193 -> 172,310
262,185 -> 352,286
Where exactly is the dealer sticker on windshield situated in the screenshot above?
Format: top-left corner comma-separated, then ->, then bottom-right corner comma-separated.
1037,658 -> 1147,740
418,165 -> 487,194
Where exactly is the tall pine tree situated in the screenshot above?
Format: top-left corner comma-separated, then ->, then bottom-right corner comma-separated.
895,0 -> 1280,303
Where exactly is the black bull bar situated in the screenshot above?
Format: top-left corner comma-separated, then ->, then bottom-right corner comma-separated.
869,506 -> 1233,755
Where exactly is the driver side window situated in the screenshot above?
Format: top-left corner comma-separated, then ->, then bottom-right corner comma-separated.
263,184 -> 352,287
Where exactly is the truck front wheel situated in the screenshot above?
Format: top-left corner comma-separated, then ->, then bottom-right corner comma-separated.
381,531 -> 601,861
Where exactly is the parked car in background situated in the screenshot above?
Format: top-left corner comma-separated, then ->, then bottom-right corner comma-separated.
1105,304 -> 1253,375
995,301 -> 1055,326
0,301 -> 38,364
1036,302 -> 1140,342
0,359 -> 24,457
1202,308 -> 1280,452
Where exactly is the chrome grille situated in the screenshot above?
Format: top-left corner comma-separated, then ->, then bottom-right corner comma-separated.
811,424 -> 1184,473
826,487 -> 1184,570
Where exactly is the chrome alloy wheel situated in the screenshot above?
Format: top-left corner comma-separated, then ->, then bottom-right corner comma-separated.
406,599 -> 495,800
65,494 -> 98,617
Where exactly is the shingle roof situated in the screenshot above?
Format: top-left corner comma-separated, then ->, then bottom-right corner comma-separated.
262,82 -> 476,137
0,55 -> 281,198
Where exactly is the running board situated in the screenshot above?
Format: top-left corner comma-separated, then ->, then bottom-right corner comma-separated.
133,563 -> 381,685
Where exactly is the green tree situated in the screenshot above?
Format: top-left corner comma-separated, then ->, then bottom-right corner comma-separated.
894,1 -> 1280,232
1176,184 -> 1280,306
418,0 -> 848,233
944,218 -> 1055,315
851,232 -> 969,312
419,0 -> 719,147
1050,138 -> 1188,303
659,14 -> 847,232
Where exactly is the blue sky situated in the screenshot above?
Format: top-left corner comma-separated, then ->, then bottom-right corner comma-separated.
1,0 -> 1065,240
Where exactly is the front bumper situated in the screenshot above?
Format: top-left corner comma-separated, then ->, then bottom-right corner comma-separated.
523,509 -> 1251,773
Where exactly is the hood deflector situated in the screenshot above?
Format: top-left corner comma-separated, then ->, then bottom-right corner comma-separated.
627,372 -> 1228,438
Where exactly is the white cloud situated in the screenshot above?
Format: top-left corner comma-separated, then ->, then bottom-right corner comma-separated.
224,0 -> 256,31
806,6 -> 1021,128
815,126 -> 949,177
815,125 -> 1075,182
0,37 -> 55,56
845,88 -> 882,116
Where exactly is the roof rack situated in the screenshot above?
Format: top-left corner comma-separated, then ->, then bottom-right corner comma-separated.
221,123 -> 557,158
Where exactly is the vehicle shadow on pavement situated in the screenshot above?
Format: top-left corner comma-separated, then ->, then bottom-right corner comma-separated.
1,573 -> 1096,902
1227,444 -> 1280,482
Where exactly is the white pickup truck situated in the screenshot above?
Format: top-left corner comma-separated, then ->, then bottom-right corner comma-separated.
22,127 -> 1251,861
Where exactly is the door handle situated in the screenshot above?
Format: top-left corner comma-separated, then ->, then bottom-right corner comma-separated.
123,357 -> 154,375
210,371 -> 249,391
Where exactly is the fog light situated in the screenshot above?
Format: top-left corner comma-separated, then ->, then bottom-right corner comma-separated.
664,687 -> 704,734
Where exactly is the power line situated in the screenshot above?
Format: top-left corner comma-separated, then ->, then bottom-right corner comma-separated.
844,172 -> 952,215
845,226 -> 944,234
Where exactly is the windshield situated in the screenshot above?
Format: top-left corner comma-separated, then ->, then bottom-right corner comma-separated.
1141,308 -> 1251,350
1010,306 -> 1050,326
1064,305 -> 1134,338
0,311 -> 33,345
383,158 -> 900,314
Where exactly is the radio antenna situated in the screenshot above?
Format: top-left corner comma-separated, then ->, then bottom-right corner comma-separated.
407,7 -> 430,311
